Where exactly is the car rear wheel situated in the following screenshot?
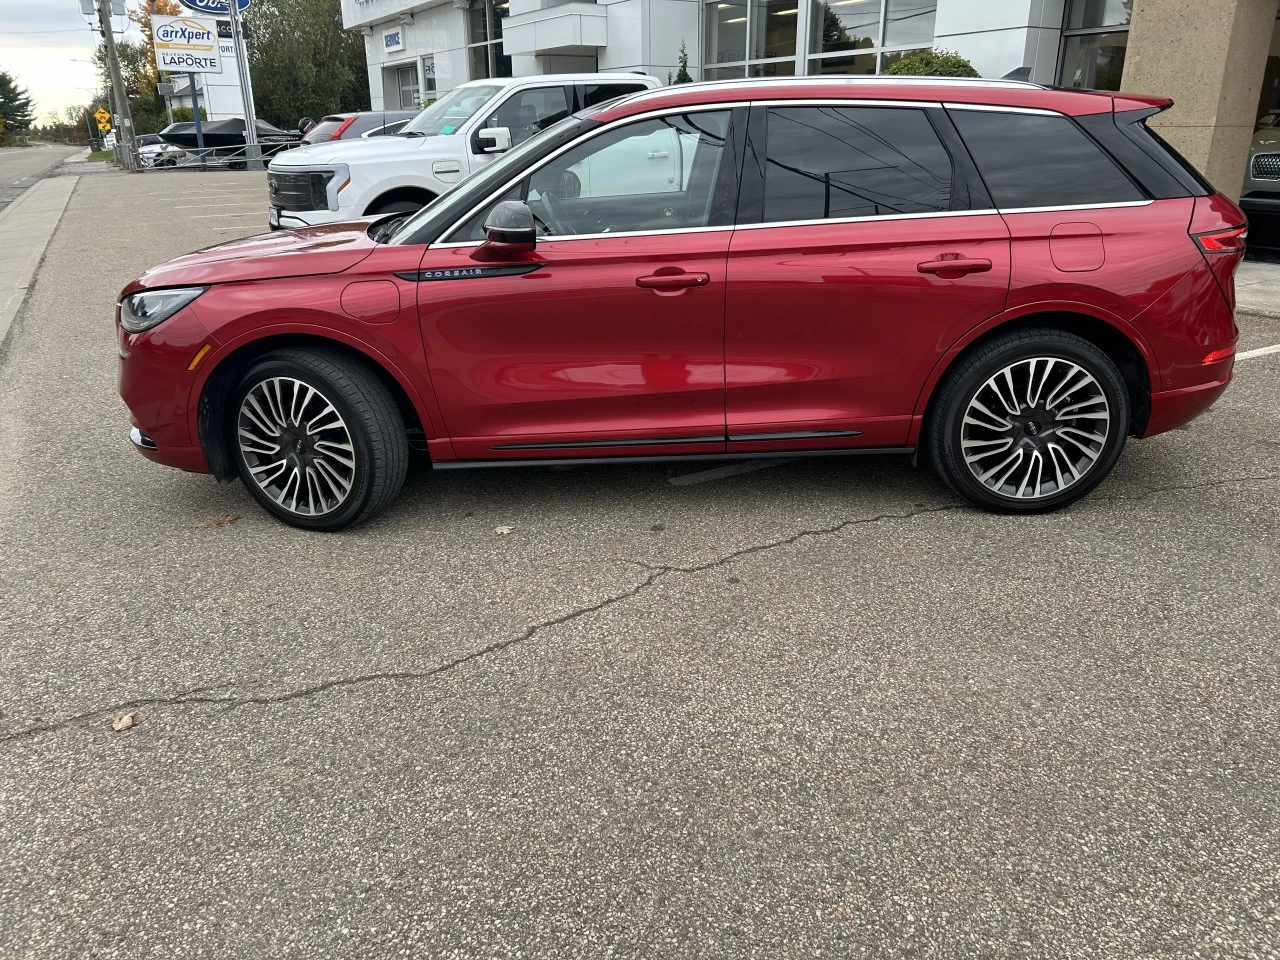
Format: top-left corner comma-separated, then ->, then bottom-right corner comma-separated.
231,348 -> 407,531
928,328 -> 1129,513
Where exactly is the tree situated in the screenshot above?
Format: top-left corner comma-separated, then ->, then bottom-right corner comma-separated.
882,49 -> 980,78
673,40 -> 693,84
0,70 -> 35,141
244,0 -> 370,128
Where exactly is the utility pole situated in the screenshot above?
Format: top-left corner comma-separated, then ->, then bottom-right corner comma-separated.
94,0 -> 138,172
226,0 -> 260,167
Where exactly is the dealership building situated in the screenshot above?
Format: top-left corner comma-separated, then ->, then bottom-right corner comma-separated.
341,0 -> 1279,199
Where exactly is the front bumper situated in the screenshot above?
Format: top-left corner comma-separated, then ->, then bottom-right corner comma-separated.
268,206 -> 344,231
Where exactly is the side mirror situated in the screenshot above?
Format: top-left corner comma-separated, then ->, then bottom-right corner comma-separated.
475,126 -> 513,153
473,200 -> 536,261
298,117 -> 315,134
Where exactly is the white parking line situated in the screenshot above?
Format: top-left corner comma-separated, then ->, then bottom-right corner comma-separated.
190,212 -> 262,218
669,458 -> 795,486
172,201 -> 263,209
1237,343 -> 1280,361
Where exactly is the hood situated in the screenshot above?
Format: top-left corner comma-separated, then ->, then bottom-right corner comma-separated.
269,132 -> 456,168
132,219 -> 381,290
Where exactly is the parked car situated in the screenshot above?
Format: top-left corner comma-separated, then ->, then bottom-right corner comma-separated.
118,76 -> 1245,531
264,73 -> 660,229
1240,118 -> 1280,244
137,133 -> 187,168
300,110 -> 419,145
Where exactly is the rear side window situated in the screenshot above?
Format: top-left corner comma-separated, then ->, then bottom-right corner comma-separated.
950,110 -> 1144,209
762,106 -> 952,222
579,83 -> 650,108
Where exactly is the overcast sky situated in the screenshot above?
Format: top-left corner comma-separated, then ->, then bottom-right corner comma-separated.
1,1 -> 147,120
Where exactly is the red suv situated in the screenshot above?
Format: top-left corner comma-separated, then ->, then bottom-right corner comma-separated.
118,78 -> 1246,530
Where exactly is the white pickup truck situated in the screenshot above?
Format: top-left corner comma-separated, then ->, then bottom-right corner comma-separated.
266,73 -> 660,230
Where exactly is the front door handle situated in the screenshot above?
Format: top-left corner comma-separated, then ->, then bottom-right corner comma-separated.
917,257 -> 992,276
636,272 -> 710,290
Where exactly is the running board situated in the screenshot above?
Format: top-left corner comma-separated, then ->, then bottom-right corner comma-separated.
432,447 -> 914,470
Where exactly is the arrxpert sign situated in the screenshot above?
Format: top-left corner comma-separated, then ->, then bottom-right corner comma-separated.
153,15 -> 223,74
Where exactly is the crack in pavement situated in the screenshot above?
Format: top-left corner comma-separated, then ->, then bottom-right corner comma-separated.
0,501 -> 963,745
3,474 -> 1272,745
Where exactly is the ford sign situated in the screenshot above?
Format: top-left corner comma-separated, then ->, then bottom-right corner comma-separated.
178,0 -> 250,13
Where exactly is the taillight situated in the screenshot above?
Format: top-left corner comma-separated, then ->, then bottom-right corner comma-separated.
1195,226 -> 1247,254
332,117 -> 357,140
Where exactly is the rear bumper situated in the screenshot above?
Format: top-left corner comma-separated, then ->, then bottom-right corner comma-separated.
1143,368 -> 1232,437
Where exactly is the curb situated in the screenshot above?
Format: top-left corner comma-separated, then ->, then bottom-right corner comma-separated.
0,177 -> 79,356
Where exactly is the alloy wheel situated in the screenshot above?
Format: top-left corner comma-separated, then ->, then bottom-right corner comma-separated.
237,377 -> 357,517
959,357 -> 1111,501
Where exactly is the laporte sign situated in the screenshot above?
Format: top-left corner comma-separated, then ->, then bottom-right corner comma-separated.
153,15 -> 224,74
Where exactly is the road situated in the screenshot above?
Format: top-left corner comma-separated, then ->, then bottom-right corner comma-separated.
1,172 -> 1278,959
0,144 -> 82,215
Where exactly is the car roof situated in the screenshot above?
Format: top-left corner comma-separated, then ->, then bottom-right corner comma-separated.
591,76 -> 1170,121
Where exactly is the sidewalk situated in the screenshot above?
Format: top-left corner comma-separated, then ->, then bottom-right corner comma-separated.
0,177 -> 78,352
1235,259 -> 1280,318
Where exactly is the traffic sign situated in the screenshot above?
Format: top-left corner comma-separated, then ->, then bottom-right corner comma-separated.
94,107 -> 111,123
177,0 -> 250,13
97,121 -> 112,131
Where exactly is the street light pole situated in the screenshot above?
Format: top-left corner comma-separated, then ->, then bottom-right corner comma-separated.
94,0 -> 138,172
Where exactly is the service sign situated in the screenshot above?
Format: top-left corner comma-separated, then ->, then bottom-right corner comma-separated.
153,15 -> 223,74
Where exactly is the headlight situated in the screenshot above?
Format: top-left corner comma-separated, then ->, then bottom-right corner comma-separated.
119,286 -> 207,333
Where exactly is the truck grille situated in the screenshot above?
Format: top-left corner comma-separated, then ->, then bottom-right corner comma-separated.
1251,153 -> 1280,180
267,170 -> 333,211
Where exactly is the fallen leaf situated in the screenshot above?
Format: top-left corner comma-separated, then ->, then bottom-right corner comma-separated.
200,514 -> 240,529
112,713 -> 135,732
494,525 -> 513,535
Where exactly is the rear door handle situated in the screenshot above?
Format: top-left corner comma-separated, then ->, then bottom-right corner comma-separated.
636,272 -> 710,290
917,257 -> 992,275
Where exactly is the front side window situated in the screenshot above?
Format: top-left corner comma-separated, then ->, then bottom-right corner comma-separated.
950,110 -> 1143,209
399,84 -> 503,137
579,83 -> 650,109
453,110 -> 733,241
762,106 -> 952,222
481,86 -> 571,149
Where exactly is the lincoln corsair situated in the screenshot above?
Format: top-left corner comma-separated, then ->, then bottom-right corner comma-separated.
117,77 -> 1246,530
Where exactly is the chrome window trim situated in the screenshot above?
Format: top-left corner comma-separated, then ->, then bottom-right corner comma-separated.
429,224 -> 737,250
996,199 -> 1154,213
943,103 -> 1062,117
767,98 -> 943,109
732,209 -> 997,231
438,101 -> 750,244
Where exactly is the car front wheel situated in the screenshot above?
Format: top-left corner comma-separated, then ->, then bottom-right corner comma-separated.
231,348 -> 408,531
928,328 -> 1129,512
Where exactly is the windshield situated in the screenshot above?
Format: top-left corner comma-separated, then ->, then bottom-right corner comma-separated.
399,85 -> 503,137
388,114 -> 587,245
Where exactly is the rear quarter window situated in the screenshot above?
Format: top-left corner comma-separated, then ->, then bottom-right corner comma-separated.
950,110 -> 1144,209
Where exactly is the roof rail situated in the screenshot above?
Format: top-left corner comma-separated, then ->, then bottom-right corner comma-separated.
622,75 -> 1046,102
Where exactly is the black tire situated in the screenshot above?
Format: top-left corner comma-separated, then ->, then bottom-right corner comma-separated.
230,348 -> 408,531
366,198 -> 427,216
927,328 -> 1129,513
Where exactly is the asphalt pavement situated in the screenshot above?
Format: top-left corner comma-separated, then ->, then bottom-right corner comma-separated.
0,144 -> 82,215
1,171 -> 1278,959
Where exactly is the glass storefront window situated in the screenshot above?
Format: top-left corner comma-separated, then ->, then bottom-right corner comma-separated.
706,0 -> 934,78
1060,31 -> 1128,90
879,46 -> 927,72
706,0 -> 750,65
1057,0 -> 1130,91
1066,0 -> 1131,30
750,59 -> 797,76
809,0 -> 880,55
884,0 -> 935,47
808,52 -> 876,74
750,0 -> 799,60
468,0 -> 511,80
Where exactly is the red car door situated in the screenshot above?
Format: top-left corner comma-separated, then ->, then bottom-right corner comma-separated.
414,108 -> 740,461
725,104 -> 1011,451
